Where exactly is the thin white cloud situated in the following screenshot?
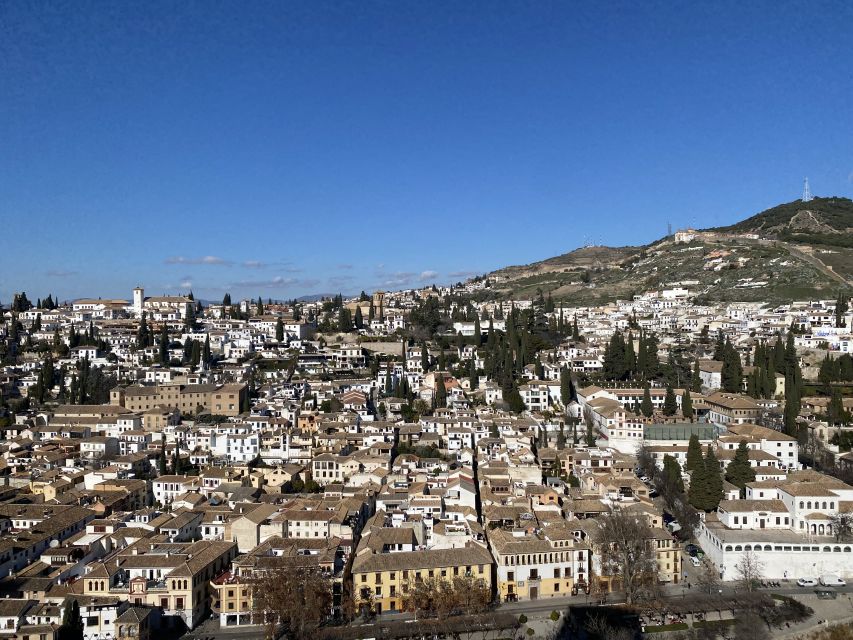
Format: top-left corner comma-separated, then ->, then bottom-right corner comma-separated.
419,270 -> 439,281
165,255 -> 232,266
46,269 -> 78,277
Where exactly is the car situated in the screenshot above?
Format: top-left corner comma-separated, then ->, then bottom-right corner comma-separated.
640,476 -> 650,483
819,574 -> 846,587
685,544 -> 700,557
689,556 -> 701,567
662,512 -> 676,525
797,577 -> 819,587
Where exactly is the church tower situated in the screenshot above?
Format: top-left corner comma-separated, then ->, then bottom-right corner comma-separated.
133,287 -> 144,316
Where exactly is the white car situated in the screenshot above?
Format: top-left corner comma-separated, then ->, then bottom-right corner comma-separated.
689,556 -> 701,567
819,575 -> 846,587
797,577 -> 819,587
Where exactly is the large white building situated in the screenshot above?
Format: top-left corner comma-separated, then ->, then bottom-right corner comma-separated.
697,470 -> 853,581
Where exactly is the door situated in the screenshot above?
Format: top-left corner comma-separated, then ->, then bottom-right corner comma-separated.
760,519 -> 765,529
530,586 -> 538,600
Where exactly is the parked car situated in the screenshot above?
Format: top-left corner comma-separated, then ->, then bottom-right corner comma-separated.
819,574 -> 846,587
662,512 -> 676,525
797,577 -> 819,587
689,555 -> 702,567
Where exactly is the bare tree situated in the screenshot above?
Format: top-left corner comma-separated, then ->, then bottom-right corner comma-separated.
594,508 -> 660,605
696,560 -> 720,594
251,564 -> 333,639
585,612 -> 634,640
829,512 -> 853,542
734,550 -> 764,592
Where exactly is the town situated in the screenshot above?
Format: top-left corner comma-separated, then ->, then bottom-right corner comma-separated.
0,279 -> 851,640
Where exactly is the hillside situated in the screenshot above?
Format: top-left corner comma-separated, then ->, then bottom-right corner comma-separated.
483,197 -> 853,304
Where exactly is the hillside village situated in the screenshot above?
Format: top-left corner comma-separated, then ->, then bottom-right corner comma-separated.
0,281 -> 851,639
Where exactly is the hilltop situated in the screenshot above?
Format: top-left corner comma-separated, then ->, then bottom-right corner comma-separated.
482,197 -> 853,305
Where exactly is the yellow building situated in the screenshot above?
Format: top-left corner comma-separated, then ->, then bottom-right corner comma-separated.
489,523 -> 591,602
352,544 -> 494,615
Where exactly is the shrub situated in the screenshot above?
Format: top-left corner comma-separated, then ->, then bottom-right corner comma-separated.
518,614 -> 528,624
550,610 -> 560,621
526,629 -> 535,637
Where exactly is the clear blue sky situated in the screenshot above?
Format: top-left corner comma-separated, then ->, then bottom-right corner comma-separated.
2,1 -> 852,303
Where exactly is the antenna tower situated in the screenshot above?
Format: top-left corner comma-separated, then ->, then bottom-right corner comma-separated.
802,177 -> 814,202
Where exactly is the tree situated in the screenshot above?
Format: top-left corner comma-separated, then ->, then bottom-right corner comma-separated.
690,359 -> 702,393
734,550 -> 764,592
725,441 -> 755,496
434,376 -> 447,408
354,305 -> 363,330
662,385 -> 677,416
421,343 -> 430,373
662,454 -> 685,494
689,448 -> 723,512
58,599 -> 84,640
202,334 -> 211,366
695,560 -> 720,595
681,388 -> 694,420
594,509 -> 660,605
560,366 -> 572,410
251,564 -> 332,639
828,512 -> 853,542
640,383 -> 653,418
222,292 -> 232,306
159,323 -> 169,365
684,434 -> 703,472
275,317 -> 284,342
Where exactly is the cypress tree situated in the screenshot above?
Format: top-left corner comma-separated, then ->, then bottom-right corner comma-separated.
691,358 -> 702,392
275,317 -> 284,342
202,334 -> 211,366
662,384 -> 677,416
725,441 -> 756,496
434,376 -> 446,408
682,388 -> 694,419
560,367 -> 572,410
640,383 -> 653,417
684,434 -> 703,472
159,323 -> 169,365
663,454 -> 685,493
469,358 -> 478,389
421,343 -> 430,373
354,306 -> 363,330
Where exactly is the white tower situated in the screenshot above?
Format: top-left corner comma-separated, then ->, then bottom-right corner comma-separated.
133,287 -> 144,316
802,177 -> 814,202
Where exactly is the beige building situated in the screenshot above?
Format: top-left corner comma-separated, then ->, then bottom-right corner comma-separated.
110,383 -> 247,417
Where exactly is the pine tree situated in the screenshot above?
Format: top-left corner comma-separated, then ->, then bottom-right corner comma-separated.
685,434 -> 703,472
354,306 -> 363,330
421,343 -> 430,373
202,334 -> 211,366
682,388 -> 694,419
222,293 -> 232,306
725,441 -> 756,496
662,385 -> 677,416
275,317 -> 284,342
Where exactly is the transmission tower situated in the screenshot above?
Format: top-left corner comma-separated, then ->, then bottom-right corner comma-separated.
802,177 -> 814,202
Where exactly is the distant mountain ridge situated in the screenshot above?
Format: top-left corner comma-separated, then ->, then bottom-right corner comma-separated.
481,197 -> 853,305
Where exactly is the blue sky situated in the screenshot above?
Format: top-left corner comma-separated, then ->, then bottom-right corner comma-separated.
2,1 -> 852,303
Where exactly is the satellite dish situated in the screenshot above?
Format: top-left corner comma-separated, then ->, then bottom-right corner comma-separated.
49,540 -> 60,548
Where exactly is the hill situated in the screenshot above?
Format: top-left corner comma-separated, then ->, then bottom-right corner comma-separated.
482,197 -> 853,305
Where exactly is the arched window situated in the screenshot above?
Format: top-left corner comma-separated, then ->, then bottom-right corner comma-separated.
823,502 -> 828,509
799,501 -> 804,508
807,501 -> 812,509
834,546 -> 842,552
725,545 -> 733,552
845,547 -> 851,553
734,545 -> 742,551
823,546 -> 831,552
764,545 -> 772,551
744,545 -> 752,551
